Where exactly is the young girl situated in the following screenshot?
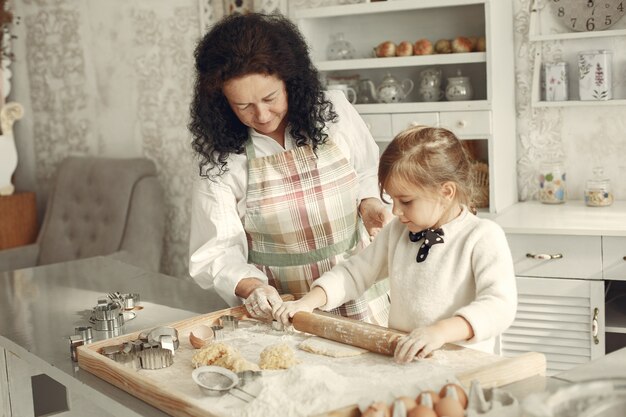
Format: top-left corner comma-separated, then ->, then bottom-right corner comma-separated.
273,125 -> 517,363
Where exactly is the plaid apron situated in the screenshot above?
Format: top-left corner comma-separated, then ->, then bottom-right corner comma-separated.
243,138 -> 389,325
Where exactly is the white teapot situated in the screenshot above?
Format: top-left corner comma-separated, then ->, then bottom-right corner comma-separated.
376,73 -> 414,103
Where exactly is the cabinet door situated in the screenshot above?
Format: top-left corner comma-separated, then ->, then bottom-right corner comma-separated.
507,233 -> 603,280
603,236 -> 626,281
501,276 -> 605,375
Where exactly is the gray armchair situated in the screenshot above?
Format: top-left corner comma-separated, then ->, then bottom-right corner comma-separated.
0,157 -> 165,273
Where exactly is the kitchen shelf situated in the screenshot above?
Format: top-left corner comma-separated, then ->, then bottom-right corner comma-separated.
293,0 -> 485,19
354,100 -> 490,114
528,0 -> 626,107
532,99 -> 626,108
317,53 -> 486,71
294,0 -> 516,214
530,28 -> 626,42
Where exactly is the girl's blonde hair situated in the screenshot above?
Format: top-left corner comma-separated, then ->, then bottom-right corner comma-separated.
378,125 -> 478,214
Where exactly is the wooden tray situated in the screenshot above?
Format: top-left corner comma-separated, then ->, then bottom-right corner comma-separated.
78,304 -> 546,417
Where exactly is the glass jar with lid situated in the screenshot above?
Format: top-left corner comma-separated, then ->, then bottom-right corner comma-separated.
538,159 -> 567,204
584,167 -> 614,207
326,33 -> 355,60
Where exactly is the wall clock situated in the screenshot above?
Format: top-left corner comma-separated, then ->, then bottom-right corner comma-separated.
549,0 -> 625,31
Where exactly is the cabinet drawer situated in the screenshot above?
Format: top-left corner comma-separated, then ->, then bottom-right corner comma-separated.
506,234 -> 602,279
439,111 -> 491,137
360,114 -> 392,140
391,112 -> 439,137
603,236 -> 626,281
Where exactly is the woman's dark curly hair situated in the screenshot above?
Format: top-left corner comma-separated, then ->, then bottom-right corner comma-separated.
189,13 -> 337,178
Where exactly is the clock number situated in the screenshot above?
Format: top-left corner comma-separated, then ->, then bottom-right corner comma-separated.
557,6 -> 565,17
619,2 -> 624,12
586,17 -> 596,30
605,15 -> 612,25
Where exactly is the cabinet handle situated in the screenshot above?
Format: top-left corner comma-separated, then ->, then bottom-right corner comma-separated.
623,256 -> 626,261
526,253 -> 563,260
592,307 -> 599,345
456,120 -> 467,128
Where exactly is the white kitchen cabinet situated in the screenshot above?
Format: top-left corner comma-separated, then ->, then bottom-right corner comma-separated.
603,236 -> 626,281
292,0 -> 517,213
528,0 -> 626,107
496,201 -> 626,375
502,275 -> 605,375
506,233 -> 602,280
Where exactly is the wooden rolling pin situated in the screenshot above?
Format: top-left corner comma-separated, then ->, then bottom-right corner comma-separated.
291,311 -> 407,356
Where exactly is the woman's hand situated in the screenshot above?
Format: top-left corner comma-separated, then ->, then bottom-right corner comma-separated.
359,198 -> 393,239
244,284 -> 283,320
393,326 -> 445,364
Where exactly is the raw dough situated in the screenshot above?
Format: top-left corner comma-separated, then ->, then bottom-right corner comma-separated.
259,343 -> 299,370
298,336 -> 368,358
191,342 -> 260,372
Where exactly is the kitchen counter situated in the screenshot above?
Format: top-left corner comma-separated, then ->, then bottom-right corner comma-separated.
494,200 -> 626,236
0,256 -> 621,416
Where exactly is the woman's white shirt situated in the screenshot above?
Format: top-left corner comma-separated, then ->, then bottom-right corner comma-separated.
189,90 -> 381,306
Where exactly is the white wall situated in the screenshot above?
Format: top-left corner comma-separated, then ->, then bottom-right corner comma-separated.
10,0 -> 203,277
513,0 -> 626,201
7,0 -> 626,277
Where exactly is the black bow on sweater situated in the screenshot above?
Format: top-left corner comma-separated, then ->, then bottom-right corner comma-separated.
408,228 -> 444,263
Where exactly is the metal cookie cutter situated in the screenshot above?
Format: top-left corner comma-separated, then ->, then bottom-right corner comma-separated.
111,352 -> 140,370
220,315 -> 239,331
69,335 -> 84,362
93,301 -> 121,321
75,326 -> 93,342
138,347 -> 173,370
146,326 -> 179,355
271,319 -> 284,331
210,325 -> 224,341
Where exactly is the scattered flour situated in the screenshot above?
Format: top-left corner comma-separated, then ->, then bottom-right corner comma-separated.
235,364 -> 349,417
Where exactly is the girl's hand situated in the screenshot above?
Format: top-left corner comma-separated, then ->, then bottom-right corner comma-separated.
272,299 -> 315,328
359,198 -> 393,239
394,326 -> 445,364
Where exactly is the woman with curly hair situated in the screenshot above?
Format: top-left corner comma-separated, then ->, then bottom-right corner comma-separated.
188,13 -> 391,324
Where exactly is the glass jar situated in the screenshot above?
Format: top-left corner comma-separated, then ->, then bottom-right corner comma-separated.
538,160 -> 567,204
326,33 -> 355,60
584,167 -> 614,207
356,78 -> 378,104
